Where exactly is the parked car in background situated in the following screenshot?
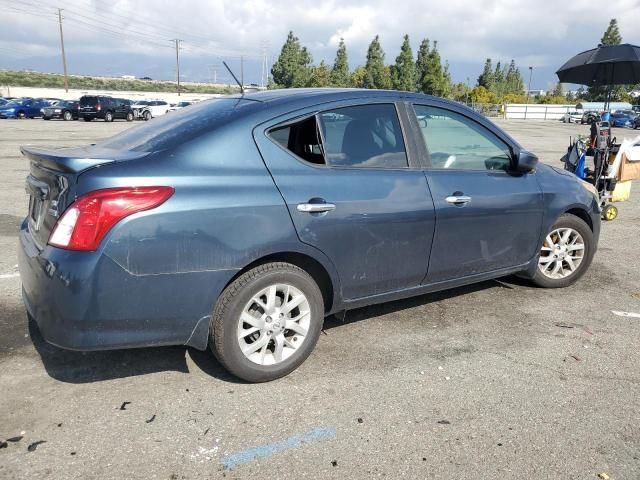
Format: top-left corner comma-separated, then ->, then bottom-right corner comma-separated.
42,100 -> 80,121
18,89 -> 601,382
79,96 -> 134,122
0,98 -> 52,119
0,98 -> 8,106
581,111 -> 601,124
139,100 -> 170,120
168,101 -> 193,112
561,111 -> 582,123
633,115 -> 640,129
130,100 -> 149,119
609,111 -> 635,128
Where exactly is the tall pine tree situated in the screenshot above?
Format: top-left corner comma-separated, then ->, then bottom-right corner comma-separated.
421,41 -> 449,97
415,38 -> 430,93
364,35 -> 391,89
601,18 -> 622,45
589,18 -> 624,100
392,35 -> 416,91
330,38 -> 350,87
477,58 -> 494,91
270,31 -> 312,88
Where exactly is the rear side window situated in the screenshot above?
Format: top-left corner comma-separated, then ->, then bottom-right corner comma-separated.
268,104 -> 408,169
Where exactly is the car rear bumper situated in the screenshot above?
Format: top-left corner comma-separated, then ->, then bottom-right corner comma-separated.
18,220 -> 238,351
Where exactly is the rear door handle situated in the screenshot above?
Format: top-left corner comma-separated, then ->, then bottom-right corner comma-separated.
297,203 -> 336,213
445,195 -> 472,205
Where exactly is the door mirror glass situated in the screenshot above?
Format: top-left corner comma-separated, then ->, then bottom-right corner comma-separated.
516,150 -> 538,173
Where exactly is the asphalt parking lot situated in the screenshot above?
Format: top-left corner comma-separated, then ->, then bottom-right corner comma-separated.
1,118 -> 639,479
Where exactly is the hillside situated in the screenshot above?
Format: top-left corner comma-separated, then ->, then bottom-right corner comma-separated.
0,70 -> 239,95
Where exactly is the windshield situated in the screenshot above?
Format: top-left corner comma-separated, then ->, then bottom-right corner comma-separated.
133,100 -> 149,105
100,97 -> 259,152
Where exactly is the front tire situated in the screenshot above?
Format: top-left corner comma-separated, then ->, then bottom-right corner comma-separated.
126,112 -> 134,122
143,110 -> 152,121
104,111 -> 114,122
531,214 -> 595,288
210,262 -> 324,382
63,111 -> 72,121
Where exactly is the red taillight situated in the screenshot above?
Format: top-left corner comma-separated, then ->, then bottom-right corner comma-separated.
48,186 -> 174,251
96,103 -> 102,111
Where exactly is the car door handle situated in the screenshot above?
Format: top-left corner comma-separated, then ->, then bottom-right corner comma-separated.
445,195 -> 472,205
297,203 -> 336,213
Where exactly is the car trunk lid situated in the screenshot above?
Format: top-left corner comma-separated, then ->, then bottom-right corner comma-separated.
21,145 -> 150,249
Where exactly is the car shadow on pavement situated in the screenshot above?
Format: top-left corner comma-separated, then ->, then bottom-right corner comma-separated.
28,316 -> 243,384
323,277 -> 524,330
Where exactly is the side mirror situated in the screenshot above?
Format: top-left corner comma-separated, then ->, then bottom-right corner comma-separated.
515,150 -> 538,173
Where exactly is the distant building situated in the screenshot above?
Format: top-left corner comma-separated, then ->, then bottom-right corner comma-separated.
525,89 -> 546,97
121,75 -> 136,80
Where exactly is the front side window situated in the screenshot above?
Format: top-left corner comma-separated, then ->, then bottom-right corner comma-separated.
268,103 -> 409,169
414,105 -> 512,171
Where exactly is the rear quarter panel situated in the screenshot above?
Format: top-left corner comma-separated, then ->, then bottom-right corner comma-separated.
76,120 -> 342,323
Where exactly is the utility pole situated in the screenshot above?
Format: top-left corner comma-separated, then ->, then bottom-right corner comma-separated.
57,8 -> 69,93
526,66 -> 533,103
173,39 -> 182,96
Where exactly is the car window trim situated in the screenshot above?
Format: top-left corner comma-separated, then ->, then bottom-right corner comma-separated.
410,102 -> 518,173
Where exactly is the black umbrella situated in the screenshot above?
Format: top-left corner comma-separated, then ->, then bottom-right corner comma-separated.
556,43 -> 640,86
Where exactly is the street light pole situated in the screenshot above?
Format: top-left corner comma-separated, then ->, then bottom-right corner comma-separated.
526,66 -> 533,103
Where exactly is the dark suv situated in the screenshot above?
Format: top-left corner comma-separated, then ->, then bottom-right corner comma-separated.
79,96 -> 134,122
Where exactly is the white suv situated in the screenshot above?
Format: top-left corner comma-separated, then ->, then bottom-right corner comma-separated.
131,100 -> 170,120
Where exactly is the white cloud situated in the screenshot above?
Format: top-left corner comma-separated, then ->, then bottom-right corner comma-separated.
1,0 -> 639,85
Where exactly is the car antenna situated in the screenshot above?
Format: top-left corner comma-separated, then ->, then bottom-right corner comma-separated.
223,61 -> 244,94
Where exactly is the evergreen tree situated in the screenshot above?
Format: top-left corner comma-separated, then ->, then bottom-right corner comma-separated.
601,18 -> 622,45
493,61 -> 505,99
415,38 -> 430,93
589,19 -> 624,100
330,38 -> 350,87
504,60 -> 524,95
421,41 -> 449,97
270,31 -> 312,88
364,35 -> 391,89
477,58 -> 494,91
391,34 -> 416,92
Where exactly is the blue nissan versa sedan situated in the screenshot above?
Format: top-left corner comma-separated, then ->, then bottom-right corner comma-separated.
18,89 -> 600,382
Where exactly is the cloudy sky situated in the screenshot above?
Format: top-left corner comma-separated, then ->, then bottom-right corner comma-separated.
1,0 -> 639,89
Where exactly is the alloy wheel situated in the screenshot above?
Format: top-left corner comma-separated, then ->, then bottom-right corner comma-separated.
237,283 -> 310,366
538,228 -> 585,279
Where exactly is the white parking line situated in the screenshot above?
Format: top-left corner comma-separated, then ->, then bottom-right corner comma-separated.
611,310 -> 640,319
0,273 -> 20,279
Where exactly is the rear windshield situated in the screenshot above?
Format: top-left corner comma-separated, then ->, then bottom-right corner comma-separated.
80,96 -> 98,105
100,98 -> 259,152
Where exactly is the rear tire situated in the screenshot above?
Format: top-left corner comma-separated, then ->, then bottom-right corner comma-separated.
126,112 -> 134,122
104,111 -> 114,122
63,111 -> 72,121
210,262 -> 324,382
143,110 -> 152,121
530,214 -> 595,288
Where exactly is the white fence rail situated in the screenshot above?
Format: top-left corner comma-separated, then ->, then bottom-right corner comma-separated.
504,104 -> 574,120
